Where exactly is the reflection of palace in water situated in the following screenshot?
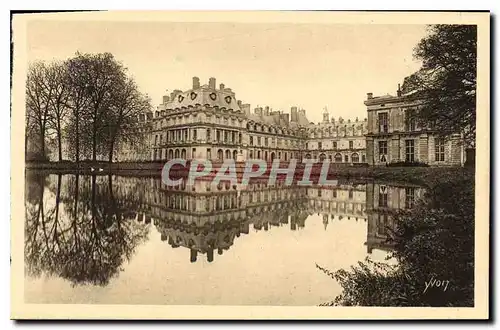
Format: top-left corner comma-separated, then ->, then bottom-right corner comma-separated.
111,176 -> 425,263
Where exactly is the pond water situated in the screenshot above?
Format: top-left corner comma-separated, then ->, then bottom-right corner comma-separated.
24,172 -> 424,306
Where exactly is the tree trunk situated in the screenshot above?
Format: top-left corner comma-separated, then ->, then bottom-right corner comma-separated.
75,110 -> 80,163
39,126 -> 45,160
57,120 -> 63,162
108,138 -> 115,164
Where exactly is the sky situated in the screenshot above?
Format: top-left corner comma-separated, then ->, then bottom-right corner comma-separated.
26,19 -> 428,124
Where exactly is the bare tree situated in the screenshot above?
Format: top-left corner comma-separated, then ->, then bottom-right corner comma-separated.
45,62 -> 70,161
80,53 -> 126,161
106,77 -> 152,163
65,54 -> 92,162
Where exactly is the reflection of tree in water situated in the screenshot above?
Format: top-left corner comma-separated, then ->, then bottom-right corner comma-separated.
24,173 -> 149,286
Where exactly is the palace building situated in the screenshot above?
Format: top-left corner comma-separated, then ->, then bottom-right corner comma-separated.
364,84 -> 465,166
141,77 -> 366,164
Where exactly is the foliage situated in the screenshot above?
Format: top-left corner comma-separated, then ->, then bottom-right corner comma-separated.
401,25 -> 477,144
319,174 -> 475,306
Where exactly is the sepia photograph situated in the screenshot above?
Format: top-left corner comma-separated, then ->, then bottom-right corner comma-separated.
10,10 -> 490,320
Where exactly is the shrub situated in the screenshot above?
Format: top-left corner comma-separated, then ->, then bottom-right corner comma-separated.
318,175 -> 474,307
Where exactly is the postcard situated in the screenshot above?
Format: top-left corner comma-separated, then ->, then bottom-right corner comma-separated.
10,10 -> 490,320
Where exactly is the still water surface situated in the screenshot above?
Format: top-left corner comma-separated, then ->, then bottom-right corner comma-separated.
24,173 -> 423,305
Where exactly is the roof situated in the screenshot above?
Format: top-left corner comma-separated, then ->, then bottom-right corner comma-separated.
164,85 -> 242,111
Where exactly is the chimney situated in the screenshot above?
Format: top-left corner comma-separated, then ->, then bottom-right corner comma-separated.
290,106 -> 298,122
162,95 -> 170,104
367,92 -> 373,99
192,76 -> 200,89
209,77 -> 216,89
397,83 -> 402,97
220,83 -> 225,90
241,103 -> 251,114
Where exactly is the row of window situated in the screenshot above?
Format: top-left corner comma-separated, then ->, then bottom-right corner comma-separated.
378,187 -> 416,209
306,153 -> 366,163
377,110 -> 417,133
154,128 -> 243,145
318,189 -> 355,199
249,136 -> 303,148
309,141 -> 359,150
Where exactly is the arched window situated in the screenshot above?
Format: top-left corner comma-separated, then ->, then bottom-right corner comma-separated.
181,149 -> 186,159
351,153 -> 359,163
217,149 -> 223,160
225,149 -> 231,159
233,150 -> 237,160
334,153 -> 342,163
174,149 -> 180,158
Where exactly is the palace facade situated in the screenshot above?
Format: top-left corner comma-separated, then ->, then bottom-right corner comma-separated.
365,85 -> 465,166
137,77 -> 366,164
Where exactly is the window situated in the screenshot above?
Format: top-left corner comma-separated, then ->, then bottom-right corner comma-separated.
318,190 -> 322,197
344,154 -> 349,163
405,110 -> 416,132
154,135 -> 158,145
378,186 -> 388,207
239,133 -> 242,144
405,140 -> 415,162
192,148 -> 196,159
334,153 -> 342,163
405,187 -> 415,209
377,214 -> 388,236
250,136 -> 254,146
216,130 -> 221,142
435,138 -> 445,161
318,142 -> 322,150
224,131 -> 228,142
349,141 -> 353,149
378,112 -> 388,133
249,150 -> 253,159
378,141 -> 388,155
257,137 -> 261,146
159,134 -> 163,145
193,129 -> 197,141
351,153 -> 359,163
207,128 -> 211,141
362,154 -> 366,163
207,148 -> 211,159
349,190 -> 353,199
265,138 -> 268,146
332,141 -> 337,150
332,190 -> 337,198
